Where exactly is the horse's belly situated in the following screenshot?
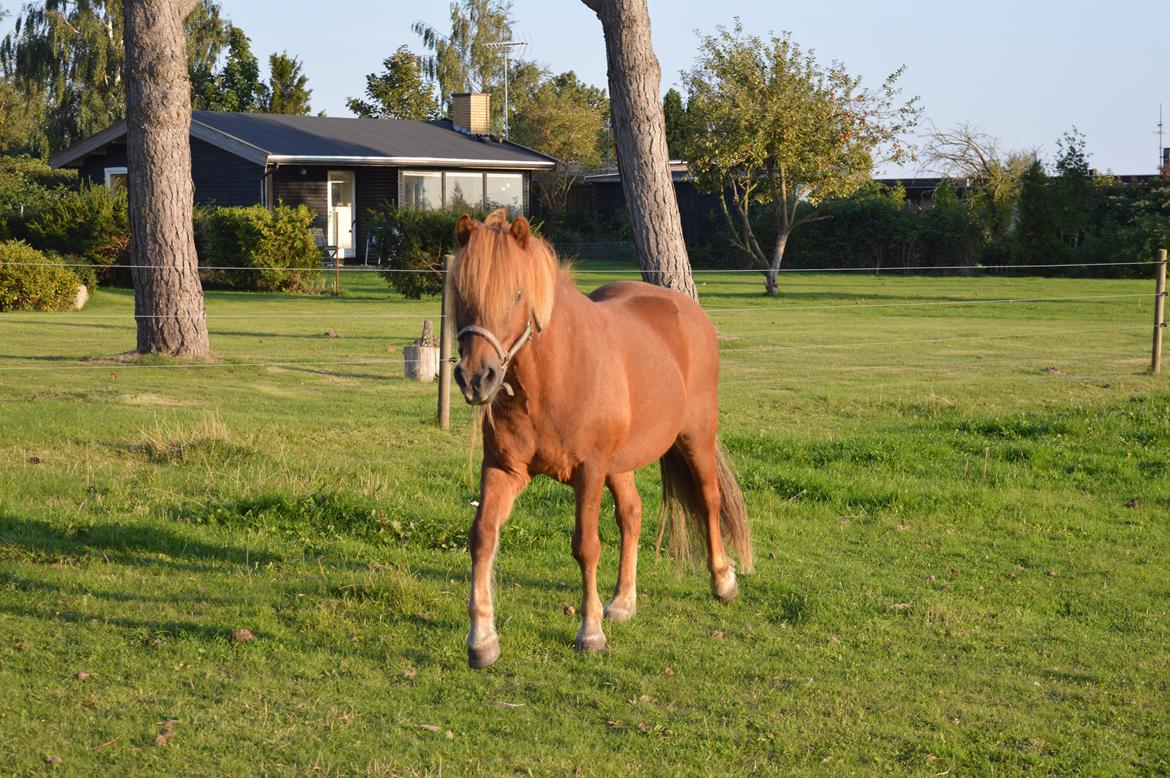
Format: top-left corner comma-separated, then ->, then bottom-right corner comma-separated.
606,366 -> 688,473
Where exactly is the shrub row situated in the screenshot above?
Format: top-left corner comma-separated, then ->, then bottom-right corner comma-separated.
0,241 -> 81,312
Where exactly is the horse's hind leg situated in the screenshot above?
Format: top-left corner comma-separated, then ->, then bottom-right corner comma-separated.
571,464 -> 607,651
604,471 -> 641,622
678,433 -> 738,603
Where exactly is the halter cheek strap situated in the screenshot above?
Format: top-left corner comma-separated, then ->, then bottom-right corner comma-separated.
456,320 -> 534,396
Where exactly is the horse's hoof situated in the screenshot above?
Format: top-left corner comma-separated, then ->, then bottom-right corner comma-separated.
575,630 -> 607,653
712,570 -> 738,604
467,639 -> 501,669
603,599 -> 636,622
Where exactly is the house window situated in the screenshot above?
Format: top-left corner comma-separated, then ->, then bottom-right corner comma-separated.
401,170 -> 525,215
104,166 -> 128,193
444,172 -> 484,211
485,173 -> 523,214
402,171 -> 443,210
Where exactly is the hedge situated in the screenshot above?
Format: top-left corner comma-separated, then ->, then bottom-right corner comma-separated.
25,183 -> 129,282
367,206 -> 484,299
195,204 -> 321,292
0,241 -> 81,312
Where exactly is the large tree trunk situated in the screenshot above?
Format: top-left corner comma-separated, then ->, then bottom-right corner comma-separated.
582,0 -> 696,299
124,0 -> 210,357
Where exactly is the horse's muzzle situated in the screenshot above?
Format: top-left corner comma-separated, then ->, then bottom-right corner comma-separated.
454,361 -> 504,405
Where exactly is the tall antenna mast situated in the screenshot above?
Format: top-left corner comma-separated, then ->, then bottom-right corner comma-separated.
1159,104 -> 1165,172
487,40 -> 525,139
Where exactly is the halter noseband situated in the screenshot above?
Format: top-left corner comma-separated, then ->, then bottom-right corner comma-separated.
456,319 -> 534,397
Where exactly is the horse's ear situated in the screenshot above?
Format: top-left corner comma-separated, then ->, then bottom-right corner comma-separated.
456,213 -> 476,247
510,216 -> 531,247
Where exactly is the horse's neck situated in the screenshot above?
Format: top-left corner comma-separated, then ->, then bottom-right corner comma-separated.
503,278 -> 589,412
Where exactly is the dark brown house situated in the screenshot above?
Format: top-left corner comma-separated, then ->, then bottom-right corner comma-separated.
50,96 -> 555,262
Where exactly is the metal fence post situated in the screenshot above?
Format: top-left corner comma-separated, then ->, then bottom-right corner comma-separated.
437,254 -> 454,428
1153,249 -> 1167,375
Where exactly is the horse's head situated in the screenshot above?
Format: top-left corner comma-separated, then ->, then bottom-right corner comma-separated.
449,209 -> 557,405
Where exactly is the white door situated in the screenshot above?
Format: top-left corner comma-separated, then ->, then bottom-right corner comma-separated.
328,171 -> 356,258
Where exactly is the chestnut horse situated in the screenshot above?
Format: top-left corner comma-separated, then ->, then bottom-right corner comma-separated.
450,210 -> 753,668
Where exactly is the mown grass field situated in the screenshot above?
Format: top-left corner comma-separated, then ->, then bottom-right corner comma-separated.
1,266 -> 1168,775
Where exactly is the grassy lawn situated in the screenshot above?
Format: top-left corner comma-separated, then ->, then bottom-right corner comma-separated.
1,266 -> 1167,775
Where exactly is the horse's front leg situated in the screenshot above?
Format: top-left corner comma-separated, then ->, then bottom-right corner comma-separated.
467,465 -> 527,669
571,464 -> 607,652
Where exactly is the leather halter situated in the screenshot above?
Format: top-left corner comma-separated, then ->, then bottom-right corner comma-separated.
456,319 -> 534,397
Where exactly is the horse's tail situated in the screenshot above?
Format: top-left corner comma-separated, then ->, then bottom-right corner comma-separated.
656,441 -> 754,575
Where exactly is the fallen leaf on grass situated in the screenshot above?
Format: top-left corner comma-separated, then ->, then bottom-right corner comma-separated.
562,604 -> 576,617
662,667 -> 675,676
402,667 -> 417,679
155,723 -> 177,747
44,755 -> 63,765
230,629 -> 255,643
323,331 -> 342,338
711,630 -> 725,639
1125,498 -> 1140,509
889,602 -> 912,611
485,701 -> 525,709
75,671 -> 90,681
27,456 -> 42,465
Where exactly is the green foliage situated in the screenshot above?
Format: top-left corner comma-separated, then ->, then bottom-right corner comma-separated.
2,0 -> 234,153
192,25 -> 261,112
367,206 -> 474,298
0,156 -> 77,240
411,0 -> 542,130
0,240 -> 80,311
782,185 -> 981,270
195,204 -> 321,292
681,22 -> 920,289
346,46 -> 438,120
511,71 -> 610,214
257,52 -> 312,115
662,87 -> 686,159
24,182 -> 128,278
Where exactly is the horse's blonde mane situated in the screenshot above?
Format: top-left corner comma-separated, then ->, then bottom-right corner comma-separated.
448,209 -> 559,329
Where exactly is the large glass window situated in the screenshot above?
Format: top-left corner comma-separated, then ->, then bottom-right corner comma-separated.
485,173 -> 523,214
401,170 -> 525,214
402,171 -> 442,210
444,172 -> 485,212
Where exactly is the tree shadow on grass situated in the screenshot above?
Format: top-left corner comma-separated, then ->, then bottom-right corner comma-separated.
0,602 -> 259,644
0,513 -> 279,571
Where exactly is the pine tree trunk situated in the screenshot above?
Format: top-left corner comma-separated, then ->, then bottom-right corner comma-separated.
582,0 -> 696,300
124,0 -> 210,357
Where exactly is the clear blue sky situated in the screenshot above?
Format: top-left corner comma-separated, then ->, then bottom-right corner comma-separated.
69,1 -> 1170,174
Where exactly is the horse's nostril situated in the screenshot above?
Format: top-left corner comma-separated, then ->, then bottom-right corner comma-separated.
454,365 -> 467,391
482,367 -> 498,388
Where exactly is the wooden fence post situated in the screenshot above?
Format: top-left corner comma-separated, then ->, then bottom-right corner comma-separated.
437,254 -> 454,428
1153,248 -> 1167,375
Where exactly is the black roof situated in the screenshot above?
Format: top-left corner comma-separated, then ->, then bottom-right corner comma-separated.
51,111 -> 556,170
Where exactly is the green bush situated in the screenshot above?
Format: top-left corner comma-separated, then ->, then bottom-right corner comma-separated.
0,156 -> 78,243
195,204 -> 321,292
25,182 -> 129,280
0,241 -> 81,312
367,207 -> 479,299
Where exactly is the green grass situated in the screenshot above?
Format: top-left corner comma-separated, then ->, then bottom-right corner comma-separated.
1,267 -> 1168,775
